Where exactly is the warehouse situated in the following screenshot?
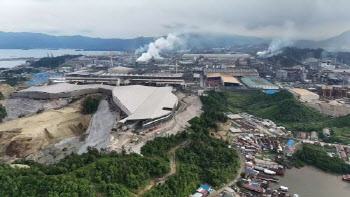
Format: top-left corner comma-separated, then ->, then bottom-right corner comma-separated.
112,85 -> 178,128
220,73 -> 241,86
12,83 -> 114,99
206,73 -> 241,87
241,76 -> 279,90
290,88 -> 320,102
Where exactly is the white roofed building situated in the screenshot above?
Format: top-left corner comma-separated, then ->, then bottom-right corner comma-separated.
112,85 -> 178,128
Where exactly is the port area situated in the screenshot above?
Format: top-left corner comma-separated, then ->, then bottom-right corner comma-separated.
205,112 -> 301,197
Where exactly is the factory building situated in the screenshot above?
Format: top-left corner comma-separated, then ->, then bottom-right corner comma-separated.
290,88 -> 320,102
276,70 -> 288,81
241,76 -> 279,90
317,85 -> 349,99
13,83 -> 178,130
113,85 -> 178,129
12,83 -> 114,99
204,68 -> 259,77
61,70 -> 186,88
108,66 -> 133,74
206,73 -> 241,87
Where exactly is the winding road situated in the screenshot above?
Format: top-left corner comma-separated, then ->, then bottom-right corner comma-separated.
136,140 -> 191,196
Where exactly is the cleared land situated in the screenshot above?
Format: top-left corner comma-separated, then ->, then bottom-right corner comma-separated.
0,99 -> 90,161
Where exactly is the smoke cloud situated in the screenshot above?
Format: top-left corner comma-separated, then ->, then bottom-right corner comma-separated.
257,21 -> 295,58
136,33 -> 181,62
257,39 -> 293,58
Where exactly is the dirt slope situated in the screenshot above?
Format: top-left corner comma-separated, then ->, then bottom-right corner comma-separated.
0,100 -> 90,160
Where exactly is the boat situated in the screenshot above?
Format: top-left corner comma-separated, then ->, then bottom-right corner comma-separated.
264,169 -> 276,175
342,174 -> 350,181
268,166 -> 285,175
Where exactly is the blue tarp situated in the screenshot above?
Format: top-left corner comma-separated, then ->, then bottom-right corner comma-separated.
286,139 -> 294,146
252,183 -> 259,187
200,183 -> 210,190
264,90 -> 278,94
27,72 -> 62,86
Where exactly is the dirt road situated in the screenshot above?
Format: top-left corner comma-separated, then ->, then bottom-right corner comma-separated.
136,140 -> 190,196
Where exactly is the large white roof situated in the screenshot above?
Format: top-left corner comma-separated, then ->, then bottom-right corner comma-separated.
112,85 -> 178,121
19,83 -> 114,94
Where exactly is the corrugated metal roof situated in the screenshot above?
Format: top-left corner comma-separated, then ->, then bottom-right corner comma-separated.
19,83 -> 114,94
113,85 -> 178,121
220,73 -> 240,84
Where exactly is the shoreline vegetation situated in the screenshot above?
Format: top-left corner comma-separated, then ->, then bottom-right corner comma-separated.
218,89 -> 350,174
224,89 -> 350,144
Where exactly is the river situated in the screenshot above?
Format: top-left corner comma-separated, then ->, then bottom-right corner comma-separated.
277,166 -> 350,197
0,60 -> 27,68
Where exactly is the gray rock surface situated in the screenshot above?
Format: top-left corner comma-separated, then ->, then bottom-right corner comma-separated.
3,98 -> 69,121
78,99 -> 115,154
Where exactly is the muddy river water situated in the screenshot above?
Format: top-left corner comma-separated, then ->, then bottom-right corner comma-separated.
276,166 -> 350,197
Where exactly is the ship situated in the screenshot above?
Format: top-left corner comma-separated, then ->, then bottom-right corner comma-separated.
342,174 -> 350,181
268,165 -> 285,175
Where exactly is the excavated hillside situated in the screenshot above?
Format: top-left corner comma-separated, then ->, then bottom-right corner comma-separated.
306,101 -> 350,117
0,100 -> 91,161
0,84 -> 15,99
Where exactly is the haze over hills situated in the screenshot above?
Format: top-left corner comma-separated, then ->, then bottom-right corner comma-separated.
317,30 -> 350,51
0,31 -> 154,51
0,30 -> 350,51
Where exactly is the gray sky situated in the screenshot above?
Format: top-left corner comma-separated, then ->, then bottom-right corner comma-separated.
0,0 -> 349,40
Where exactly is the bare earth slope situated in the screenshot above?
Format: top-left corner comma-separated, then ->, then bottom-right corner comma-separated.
0,100 -> 90,161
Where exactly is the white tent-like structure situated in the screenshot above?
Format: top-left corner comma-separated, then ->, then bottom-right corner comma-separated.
112,85 -> 178,128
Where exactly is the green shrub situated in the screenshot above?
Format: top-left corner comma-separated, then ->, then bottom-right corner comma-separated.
82,96 -> 100,114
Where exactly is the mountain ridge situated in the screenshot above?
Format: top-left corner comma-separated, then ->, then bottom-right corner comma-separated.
0,30 -> 350,51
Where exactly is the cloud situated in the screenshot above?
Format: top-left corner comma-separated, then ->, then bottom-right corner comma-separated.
0,0 -> 350,39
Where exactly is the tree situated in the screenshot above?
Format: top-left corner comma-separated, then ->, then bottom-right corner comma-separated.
82,96 -> 100,114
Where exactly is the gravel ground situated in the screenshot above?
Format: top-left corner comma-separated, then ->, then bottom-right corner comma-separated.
78,100 -> 115,154
3,98 -> 69,121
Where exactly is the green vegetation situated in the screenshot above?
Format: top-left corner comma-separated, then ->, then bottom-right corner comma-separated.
267,47 -> 323,67
2,148 -> 170,197
4,77 -> 27,86
294,144 -> 350,174
223,90 -> 350,143
323,128 -> 350,145
0,90 -> 240,197
0,68 -> 40,86
82,96 -> 101,114
0,104 -> 6,122
31,55 -> 81,69
225,89 -> 328,131
141,93 -> 239,196
0,92 -> 4,100
141,132 -> 189,160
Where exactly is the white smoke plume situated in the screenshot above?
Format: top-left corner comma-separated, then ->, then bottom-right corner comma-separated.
257,21 -> 295,58
136,33 -> 181,62
257,39 -> 293,58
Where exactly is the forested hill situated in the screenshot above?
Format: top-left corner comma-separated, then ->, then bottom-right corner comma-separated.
0,31 -> 154,51
265,47 -> 350,67
0,31 -> 268,51
0,91 -> 240,197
